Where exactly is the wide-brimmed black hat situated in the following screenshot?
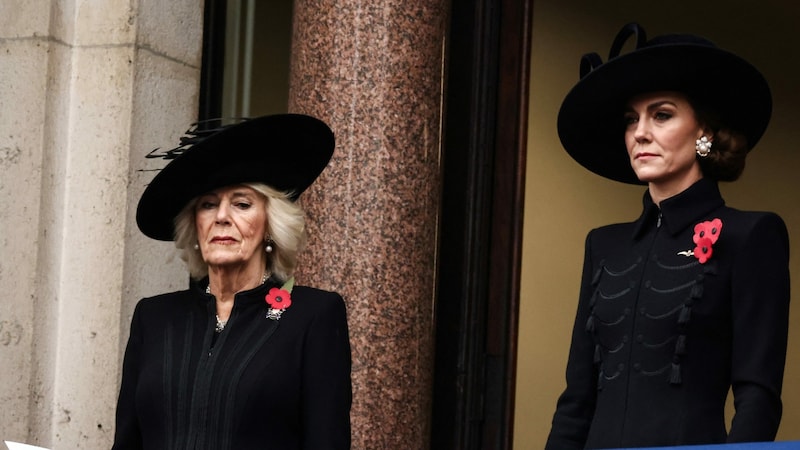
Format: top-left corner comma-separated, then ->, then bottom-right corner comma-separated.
136,113 -> 334,241
557,23 -> 772,184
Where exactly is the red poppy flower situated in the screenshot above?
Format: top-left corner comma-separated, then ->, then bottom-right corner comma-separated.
266,287 -> 292,310
693,218 -> 722,245
693,237 -> 714,264
690,218 -> 722,264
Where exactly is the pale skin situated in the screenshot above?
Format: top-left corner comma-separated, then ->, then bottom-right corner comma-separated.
195,185 -> 269,322
624,91 -> 712,205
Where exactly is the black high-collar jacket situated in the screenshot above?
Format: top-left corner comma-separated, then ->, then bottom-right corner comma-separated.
547,179 -> 790,449
112,278 -> 352,450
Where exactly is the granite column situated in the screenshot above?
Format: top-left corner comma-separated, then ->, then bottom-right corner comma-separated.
289,1 -> 447,448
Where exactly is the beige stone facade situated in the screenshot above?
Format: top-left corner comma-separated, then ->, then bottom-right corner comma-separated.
0,0 -> 203,447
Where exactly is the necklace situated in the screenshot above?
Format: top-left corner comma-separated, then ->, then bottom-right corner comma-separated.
215,314 -> 227,333
207,272 -> 269,333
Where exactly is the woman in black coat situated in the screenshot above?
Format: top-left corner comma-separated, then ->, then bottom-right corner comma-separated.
112,114 -> 351,450
546,23 -> 790,449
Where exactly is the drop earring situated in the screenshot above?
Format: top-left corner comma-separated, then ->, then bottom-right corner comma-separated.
265,239 -> 274,253
696,136 -> 712,157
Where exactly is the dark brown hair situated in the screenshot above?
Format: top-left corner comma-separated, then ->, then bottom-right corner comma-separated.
690,97 -> 750,181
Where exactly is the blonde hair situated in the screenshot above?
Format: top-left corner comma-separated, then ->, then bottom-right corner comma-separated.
173,183 -> 308,281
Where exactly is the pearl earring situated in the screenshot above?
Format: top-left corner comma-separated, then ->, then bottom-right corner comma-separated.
265,240 -> 274,253
193,243 -> 200,250
696,136 -> 712,157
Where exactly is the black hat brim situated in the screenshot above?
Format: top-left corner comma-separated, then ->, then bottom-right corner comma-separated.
557,43 -> 772,184
136,114 -> 334,241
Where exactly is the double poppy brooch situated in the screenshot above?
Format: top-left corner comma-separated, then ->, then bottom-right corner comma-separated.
265,277 -> 294,320
678,218 -> 723,264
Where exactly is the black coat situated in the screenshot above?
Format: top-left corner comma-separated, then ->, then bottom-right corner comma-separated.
546,179 -> 790,449
112,278 -> 352,450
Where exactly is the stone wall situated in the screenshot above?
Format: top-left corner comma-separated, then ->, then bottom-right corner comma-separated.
0,1 -> 202,447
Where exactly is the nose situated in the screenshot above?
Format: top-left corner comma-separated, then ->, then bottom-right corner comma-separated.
215,200 -> 231,224
632,119 -> 650,143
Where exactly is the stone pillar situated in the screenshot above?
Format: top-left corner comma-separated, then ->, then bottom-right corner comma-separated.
289,1 -> 447,448
0,1 -> 201,447
0,1 -> 50,442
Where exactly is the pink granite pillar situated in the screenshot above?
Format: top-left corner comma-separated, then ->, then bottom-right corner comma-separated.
288,1 -> 447,448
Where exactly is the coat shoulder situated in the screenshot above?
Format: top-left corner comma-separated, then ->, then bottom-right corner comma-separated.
291,285 -> 347,316
135,289 -> 195,314
719,208 -> 786,228
717,208 -> 788,241
585,220 -> 638,254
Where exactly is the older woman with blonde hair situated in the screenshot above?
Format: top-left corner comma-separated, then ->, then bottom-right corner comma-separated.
173,183 -> 307,285
113,114 -> 351,450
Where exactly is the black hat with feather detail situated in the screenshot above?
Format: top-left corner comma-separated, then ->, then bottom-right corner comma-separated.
136,113 -> 335,241
557,22 -> 772,185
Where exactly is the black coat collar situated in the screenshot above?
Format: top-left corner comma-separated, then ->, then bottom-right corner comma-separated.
190,275 -> 283,307
633,179 -> 726,239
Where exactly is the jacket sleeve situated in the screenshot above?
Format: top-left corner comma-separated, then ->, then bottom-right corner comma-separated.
546,232 -> 599,449
301,293 -> 352,450
111,301 -> 145,450
728,213 -> 790,442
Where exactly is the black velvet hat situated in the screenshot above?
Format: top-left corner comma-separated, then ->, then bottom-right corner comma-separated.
136,113 -> 334,241
557,23 -> 772,184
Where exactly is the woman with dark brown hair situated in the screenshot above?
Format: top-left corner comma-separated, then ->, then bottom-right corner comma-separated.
546,23 -> 790,449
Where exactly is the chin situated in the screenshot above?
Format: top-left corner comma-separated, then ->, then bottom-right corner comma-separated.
633,172 -> 657,184
203,254 -> 245,267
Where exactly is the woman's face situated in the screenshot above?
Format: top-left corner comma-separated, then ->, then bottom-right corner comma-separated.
624,91 -> 706,189
195,185 -> 268,272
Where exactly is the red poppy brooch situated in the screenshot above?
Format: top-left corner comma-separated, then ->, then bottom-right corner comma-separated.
265,277 -> 294,320
678,218 -> 723,264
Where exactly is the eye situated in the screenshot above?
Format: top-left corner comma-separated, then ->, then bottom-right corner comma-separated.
198,201 -> 217,210
654,111 -> 672,121
235,201 -> 252,210
623,113 -> 638,126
